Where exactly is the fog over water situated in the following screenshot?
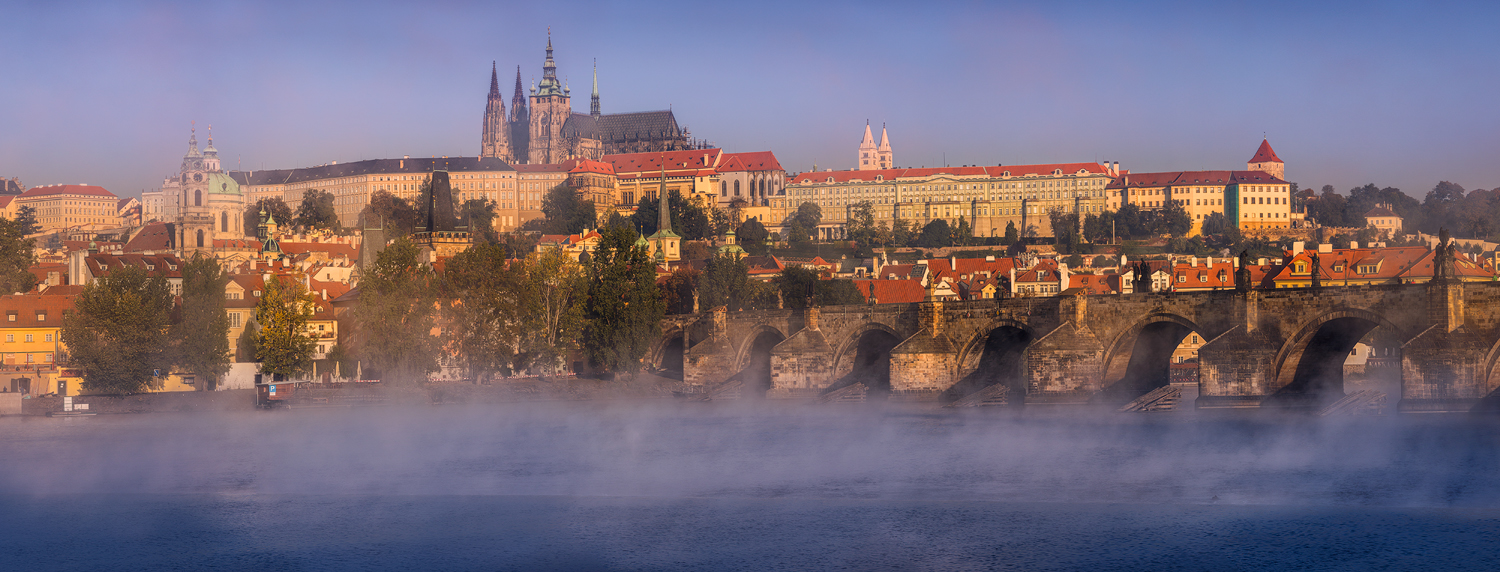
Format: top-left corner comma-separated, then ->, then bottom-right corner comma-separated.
3,403 -> 1500,570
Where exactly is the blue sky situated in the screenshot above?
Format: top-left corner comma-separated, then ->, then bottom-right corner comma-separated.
2,0 -> 1497,200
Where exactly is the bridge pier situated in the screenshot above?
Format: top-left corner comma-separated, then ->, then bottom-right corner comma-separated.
770,307 -> 833,395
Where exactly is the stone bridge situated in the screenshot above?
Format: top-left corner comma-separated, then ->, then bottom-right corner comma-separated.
652,279 -> 1500,412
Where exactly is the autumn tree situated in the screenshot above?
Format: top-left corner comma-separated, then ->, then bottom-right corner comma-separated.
61,265 -> 174,394
173,254 -> 231,390
359,190 -> 418,236
518,248 -> 587,376
442,242 -> 525,382
254,275 -> 317,378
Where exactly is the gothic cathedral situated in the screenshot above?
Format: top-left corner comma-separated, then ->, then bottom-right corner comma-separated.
480,32 -> 701,165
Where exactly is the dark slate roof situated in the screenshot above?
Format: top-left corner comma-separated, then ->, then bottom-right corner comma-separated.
563,110 -> 682,141
229,156 -> 515,186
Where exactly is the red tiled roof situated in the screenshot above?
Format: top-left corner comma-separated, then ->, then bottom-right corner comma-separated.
0,197 -> 12,209
125,222 -> 175,252
1068,273 -> 1121,295
279,242 -> 357,258
40,285 -> 83,296
717,151 -> 784,173
1249,139 -> 1283,164
790,162 -> 1110,185
568,159 -> 615,175
604,149 -> 724,176
1108,170 -> 1288,189
17,184 -> 117,199
1365,206 -> 1399,218
854,279 -> 925,304
0,293 -> 76,328
85,253 -> 184,278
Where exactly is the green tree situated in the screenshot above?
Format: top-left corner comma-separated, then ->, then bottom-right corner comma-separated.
736,217 -> 770,256
1091,254 -> 1114,268
519,248 -> 588,376
15,205 -> 38,235
460,198 -> 499,243
173,254 -> 231,390
360,190 -> 418,236
659,267 -> 699,315
1155,200 -> 1192,236
891,215 -> 915,247
775,266 -> 863,309
582,226 -> 665,376
1047,210 -> 1080,253
541,185 -> 598,234
1200,211 -> 1230,237
442,242 -> 525,381
700,251 -> 752,311
295,189 -> 340,230
355,236 -> 439,383
846,201 -> 884,254
255,275 -> 317,378
630,190 -> 713,240
0,217 -> 36,294
1002,221 -> 1019,245
61,265 -> 174,393
916,219 -> 952,247
952,216 -> 974,247
244,198 -> 294,237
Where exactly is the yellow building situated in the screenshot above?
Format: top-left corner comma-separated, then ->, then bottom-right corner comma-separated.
15,184 -> 120,234
606,149 -> 723,212
232,157 -> 522,231
0,293 -> 70,396
785,162 -> 1115,240
1106,170 -> 1293,235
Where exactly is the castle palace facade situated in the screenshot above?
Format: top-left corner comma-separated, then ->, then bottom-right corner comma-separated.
481,34 -> 703,165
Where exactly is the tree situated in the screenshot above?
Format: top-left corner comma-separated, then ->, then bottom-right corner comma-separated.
1091,254 -> 1114,268
359,191 -> 417,236
61,265 -> 174,394
952,216 -> 974,247
1002,221 -> 1019,245
255,275 -> 317,378
659,267 -> 700,315
736,217 -> 770,256
15,205 -> 38,235
541,185 -> 598,234
916,219 -> 952,248
846,201 -> 883,254
244,198 -> 294,237
173,254 -> 231,390
775,266 -> 863,309
519,248 -> 588,376
891,215 -> 915,247
1047,210 -> 1079,253
630,191 -> 712,240
442,242 -> 525,382
295,189 -> 340,230
582,226 -> 664,376
1155,200 -> 1191,236
1115,204 -> 1145,238
0,218 -> 36,294
1201,211 -> 1229,237
355,236 -> 439,383
460,198 -> 499,243
700,251 -> 753,311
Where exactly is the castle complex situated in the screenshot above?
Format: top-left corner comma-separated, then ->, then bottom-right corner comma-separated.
480,33 -> 702,165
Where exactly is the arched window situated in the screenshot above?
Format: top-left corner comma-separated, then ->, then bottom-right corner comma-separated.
221,211 -> 229,232
733,181 -> 740,196
194,190 -> 201,206
196,229 -> 204,248
720,181 -> 727,196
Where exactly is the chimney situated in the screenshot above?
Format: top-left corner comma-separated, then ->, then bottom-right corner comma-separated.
322,289 -> 328,300
250,259 -> 256,270
1292,242 -> 1305,256
1350,241 -> 1359,250
1318,243 -> 1333,253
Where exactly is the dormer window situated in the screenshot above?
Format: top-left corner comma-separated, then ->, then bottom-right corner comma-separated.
35,311 -> 45,322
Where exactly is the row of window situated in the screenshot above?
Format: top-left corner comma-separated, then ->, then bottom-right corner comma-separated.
2,333 -> 52,342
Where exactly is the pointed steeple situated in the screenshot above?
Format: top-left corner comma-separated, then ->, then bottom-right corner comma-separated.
657,161 -> 671,235
488,61 -> 500,97
877,123 -> 890,151
535,29 -> 564,97
857,121 -> 877,170
186,122 -> 201,158
590,59 -> 601,117
876,123 -> 893,169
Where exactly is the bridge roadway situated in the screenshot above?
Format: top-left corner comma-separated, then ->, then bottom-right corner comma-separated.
652,279 -> 1500,412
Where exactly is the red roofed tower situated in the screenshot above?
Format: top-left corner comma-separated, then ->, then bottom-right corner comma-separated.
1247,139 -> 1284,180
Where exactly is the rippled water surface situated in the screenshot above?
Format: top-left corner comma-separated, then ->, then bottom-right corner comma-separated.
3,403 -> 1499,570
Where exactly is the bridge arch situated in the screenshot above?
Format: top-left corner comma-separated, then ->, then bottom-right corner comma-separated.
826,322 -> 903,396
1270,308 -> 1406,406
734,325 -> 788,398
1097,312 -> 1206,403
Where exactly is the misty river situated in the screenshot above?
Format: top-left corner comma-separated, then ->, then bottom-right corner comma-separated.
3,403 -> 1499,570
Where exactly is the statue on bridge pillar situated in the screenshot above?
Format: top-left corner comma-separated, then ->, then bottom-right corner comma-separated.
996,274 -> 1011,299
1434,228 -> 1459,282
1310,251 -> 1322,289
1235,250 -> 1252,292
1132,260 -> 1152,294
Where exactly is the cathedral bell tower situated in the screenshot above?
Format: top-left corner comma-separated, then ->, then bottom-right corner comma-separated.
480,61 -> 511,160
528,30 -> 572,165
857,121 -> 877,170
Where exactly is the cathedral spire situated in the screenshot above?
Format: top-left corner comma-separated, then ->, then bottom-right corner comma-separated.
482,61 -> 509,159
489,61 -> 499,98
590,59 -> 600,117
857,121 -> 876,170
657,160 -> 671,234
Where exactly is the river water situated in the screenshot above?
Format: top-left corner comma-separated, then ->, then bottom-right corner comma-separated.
2,402 -> 1499,570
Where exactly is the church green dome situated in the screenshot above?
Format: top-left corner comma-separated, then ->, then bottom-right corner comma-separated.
206,172 -> 241,195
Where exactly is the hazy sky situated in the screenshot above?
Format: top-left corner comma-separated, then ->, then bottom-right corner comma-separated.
3,0 -> 1497,200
